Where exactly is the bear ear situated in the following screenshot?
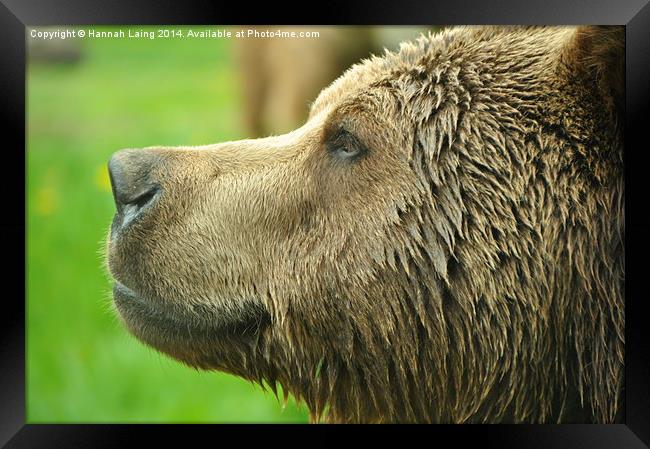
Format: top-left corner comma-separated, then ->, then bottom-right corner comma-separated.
562,25 -> 625,116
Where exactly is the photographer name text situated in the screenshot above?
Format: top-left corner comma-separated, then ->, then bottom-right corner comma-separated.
29,28 -> 321,40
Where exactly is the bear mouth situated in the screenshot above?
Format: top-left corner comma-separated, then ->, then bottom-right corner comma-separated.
112,281 -> 270,364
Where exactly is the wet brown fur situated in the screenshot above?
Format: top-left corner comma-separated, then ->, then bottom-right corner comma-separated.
107,26 -> 625,423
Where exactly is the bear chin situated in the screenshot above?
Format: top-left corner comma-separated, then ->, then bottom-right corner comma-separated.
112,281 -> 270,372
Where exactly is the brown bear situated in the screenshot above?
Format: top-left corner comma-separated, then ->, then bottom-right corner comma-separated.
106,25 -> 624,423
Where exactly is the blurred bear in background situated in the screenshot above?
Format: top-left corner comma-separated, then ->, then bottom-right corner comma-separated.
234,27 -> 432,137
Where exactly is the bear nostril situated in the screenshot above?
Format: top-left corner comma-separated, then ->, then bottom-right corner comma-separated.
132,187 -> 158,210
119,186 -> 159,228
108,149 -> 160,228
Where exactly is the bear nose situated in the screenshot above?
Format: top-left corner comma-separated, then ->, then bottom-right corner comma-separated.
108,149 -> 160,226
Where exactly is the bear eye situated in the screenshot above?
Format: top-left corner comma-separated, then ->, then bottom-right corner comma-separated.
336,145 -> 360,158
326,127 -> 366,160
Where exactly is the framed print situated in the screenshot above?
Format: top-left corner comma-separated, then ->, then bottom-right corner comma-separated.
2,0 -> 649,447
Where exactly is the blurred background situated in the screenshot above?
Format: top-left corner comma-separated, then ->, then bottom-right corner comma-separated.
26,25 -> 434,423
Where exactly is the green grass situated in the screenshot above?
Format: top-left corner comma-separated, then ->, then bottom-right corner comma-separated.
26,26 -> 309,423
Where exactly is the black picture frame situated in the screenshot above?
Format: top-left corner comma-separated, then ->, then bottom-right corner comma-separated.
2,0 -> 649,447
